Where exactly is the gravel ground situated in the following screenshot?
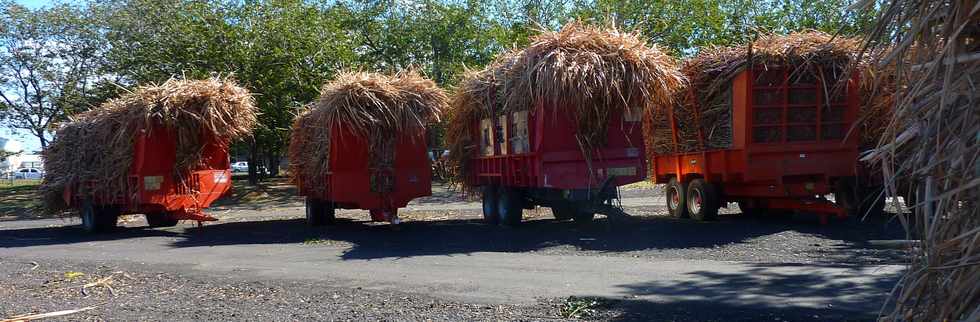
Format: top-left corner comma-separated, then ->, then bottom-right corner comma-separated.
0,259 -> 883,322
195,203 -> 906,266
0,259 -> 570,321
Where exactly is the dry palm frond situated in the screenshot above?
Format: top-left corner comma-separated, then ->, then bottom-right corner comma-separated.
447,22 -> 684,187
39,77 -> 257,214
288,70 -> 446,194
858,0 -> 980,321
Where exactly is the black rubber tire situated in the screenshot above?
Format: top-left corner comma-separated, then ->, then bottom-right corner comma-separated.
834,178 -> 860,218
497,188 -> 523,227
306,197 -> 335,226
687,179 -> 720,221
482,186 -> 500,225
666,178 -> 689,219
80,200 -> 99,233
146,212 -> 179,228
81,200 -> 118,233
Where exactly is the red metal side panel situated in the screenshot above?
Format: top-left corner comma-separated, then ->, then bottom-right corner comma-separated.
323,125 -> 431,210
470,102 -> 646,190
649,66 -> 862,200
128,126 -> 233,213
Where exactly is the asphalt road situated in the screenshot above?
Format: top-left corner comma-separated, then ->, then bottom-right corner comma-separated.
0,194 -> 907,321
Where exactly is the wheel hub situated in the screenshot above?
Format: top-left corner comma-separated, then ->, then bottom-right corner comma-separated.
669,188 -> 680,209
690,190 -> 703,214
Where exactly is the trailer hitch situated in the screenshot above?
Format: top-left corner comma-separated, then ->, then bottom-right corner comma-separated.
590,175 -> 632,223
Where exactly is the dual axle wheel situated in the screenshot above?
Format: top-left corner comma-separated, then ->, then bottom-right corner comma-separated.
305,197 -> 337,226
666,178 -> 720,221
481,186 -> 523,226
482,186 -> 598,226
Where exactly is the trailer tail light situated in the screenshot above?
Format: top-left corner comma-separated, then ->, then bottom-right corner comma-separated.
144,176 -> 163,191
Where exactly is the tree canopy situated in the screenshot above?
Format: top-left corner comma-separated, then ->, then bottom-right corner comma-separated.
0,0 -> 876,183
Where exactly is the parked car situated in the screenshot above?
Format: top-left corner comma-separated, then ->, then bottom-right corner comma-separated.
231,161 -> 269,175
13,167 -> 44,180
231,161 -> 249,173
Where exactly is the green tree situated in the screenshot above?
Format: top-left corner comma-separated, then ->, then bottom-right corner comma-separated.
0,1 -> 107,149
100,0 -> 358,183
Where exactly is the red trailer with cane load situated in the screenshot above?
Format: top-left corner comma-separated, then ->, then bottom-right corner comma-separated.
466,101 -> 646,226
299,124 -> 431,225
64,125 -> 233,232
648,64 -> 876,223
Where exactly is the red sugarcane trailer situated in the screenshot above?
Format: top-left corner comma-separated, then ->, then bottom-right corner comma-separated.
64,125 -> 233,233
299,124 -> 432,226
648,62 -> 878,223
466,101 -> 646,226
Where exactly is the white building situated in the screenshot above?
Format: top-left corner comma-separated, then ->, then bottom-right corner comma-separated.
0,137 -> 42,172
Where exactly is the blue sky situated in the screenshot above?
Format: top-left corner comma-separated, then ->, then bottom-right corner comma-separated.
14,0 -> 51,9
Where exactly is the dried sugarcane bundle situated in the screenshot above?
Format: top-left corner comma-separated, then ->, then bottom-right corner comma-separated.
648,31 -> 880,155
288,71 -> 446,195
858,0 -> 980,320
446,22 -> 684,187
40,77 -> 258,214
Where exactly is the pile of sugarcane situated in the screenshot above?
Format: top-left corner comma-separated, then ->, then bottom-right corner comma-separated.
40,77 -> 258,214
647,31 -> 870,155
288,71 -> 446,194
447,22 -> 684,187
858,0 -> 980,320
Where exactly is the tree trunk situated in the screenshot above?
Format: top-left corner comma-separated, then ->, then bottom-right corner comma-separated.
266,150 -> 280,177
247,139 -> 258,185
36,130 -> 48,151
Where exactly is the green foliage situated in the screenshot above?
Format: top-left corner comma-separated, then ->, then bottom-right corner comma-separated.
0,1 -> 107,148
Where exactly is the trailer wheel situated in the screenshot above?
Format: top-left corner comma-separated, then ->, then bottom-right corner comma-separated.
306,197 -> 335,226
497,188 -> 523,227
687,179 -> 720,221
146,212 -> 179,228
482,186 -> 500,225
80,200 -> 118,233
666,178 -> 689,218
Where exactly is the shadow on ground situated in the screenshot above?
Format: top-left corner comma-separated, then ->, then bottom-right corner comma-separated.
596,261 -> 899,321
0,207 -> 906,265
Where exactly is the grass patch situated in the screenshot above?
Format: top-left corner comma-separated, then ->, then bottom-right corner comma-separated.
212,176 -> 301,208
558,296 -> 604,319
0,181 -> 41,220
303,238 -> 331,245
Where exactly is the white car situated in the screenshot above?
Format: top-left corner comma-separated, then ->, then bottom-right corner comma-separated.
231,161 -> 249,173
13,167 -> 43,180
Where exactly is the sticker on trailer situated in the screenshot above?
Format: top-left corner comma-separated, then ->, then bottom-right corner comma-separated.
213,171 -> 229,184
144,176 -> 163,191
607,167 -> 637,177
